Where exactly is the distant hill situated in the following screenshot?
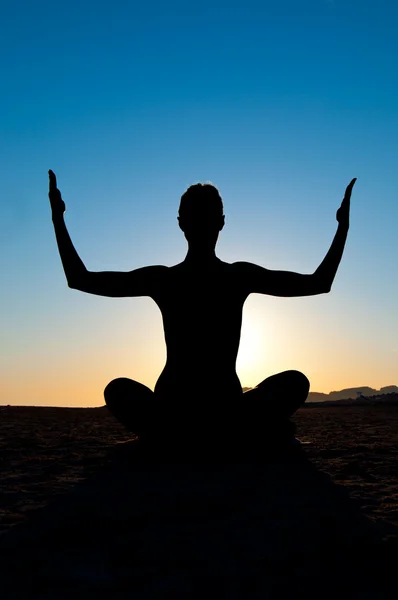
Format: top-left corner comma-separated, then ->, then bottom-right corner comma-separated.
308,385 -> 398,403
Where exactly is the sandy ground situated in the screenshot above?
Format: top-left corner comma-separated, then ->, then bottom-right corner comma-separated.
1,404 -> 398,543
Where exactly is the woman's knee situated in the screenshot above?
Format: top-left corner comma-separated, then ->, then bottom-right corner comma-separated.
104,377 -> 153,407
285,370 -> 310,397
104,377 -> 131,406
103,378 -> 155,437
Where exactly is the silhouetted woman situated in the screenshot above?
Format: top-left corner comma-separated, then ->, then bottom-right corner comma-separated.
49,171 -> 355,447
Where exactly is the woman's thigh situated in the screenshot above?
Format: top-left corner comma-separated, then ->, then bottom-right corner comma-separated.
104,378 -> 198,439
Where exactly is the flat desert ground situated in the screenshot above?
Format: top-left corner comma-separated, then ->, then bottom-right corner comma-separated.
1,403 -> 398,544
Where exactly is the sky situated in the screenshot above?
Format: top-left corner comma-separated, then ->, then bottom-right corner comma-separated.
0,0 -> 397,406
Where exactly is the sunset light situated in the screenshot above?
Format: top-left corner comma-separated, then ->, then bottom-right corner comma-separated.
1,1 -> 397,407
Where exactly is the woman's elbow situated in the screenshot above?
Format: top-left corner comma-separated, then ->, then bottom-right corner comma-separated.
67,268 -> 90,291
67,275 -> 86,291
311,275 -> 331,294
321,284 -> 331,294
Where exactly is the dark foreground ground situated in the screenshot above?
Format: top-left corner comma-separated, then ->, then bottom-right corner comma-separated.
1,404 -> 398,539
0,404 -> 397,597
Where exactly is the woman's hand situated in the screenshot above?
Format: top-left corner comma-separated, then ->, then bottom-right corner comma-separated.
336,178 -> 356,229
48,170 -> 66,217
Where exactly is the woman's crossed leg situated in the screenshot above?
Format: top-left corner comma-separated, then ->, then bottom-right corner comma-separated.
104,370 -> 309,444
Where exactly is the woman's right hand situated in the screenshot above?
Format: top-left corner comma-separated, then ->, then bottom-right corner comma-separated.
48,170 -> 66,217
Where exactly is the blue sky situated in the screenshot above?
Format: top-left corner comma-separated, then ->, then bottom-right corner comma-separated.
1,0 -> 397,405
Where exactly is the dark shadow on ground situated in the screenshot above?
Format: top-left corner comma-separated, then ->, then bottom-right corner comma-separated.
0,441 -> 394,599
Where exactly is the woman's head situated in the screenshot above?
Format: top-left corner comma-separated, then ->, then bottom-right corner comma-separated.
178,183 -> 225,248
178,183 -> 224,220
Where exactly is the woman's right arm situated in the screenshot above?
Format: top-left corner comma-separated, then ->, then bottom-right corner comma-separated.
49,170 -> 167,297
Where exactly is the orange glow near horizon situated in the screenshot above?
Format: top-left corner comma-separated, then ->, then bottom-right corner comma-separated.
2,296 -> 396,407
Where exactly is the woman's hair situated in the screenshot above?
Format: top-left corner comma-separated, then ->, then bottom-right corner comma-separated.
179,183 -> 224,219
